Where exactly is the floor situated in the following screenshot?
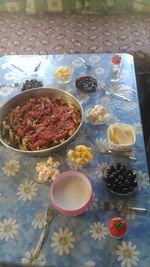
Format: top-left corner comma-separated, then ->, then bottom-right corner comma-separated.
0,13 -> 149,60
0,12 -> 150,167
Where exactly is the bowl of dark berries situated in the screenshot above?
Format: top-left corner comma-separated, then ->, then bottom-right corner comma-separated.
75,76 -> 98,92
21,79 -> 43,91
103,163 -> 138,196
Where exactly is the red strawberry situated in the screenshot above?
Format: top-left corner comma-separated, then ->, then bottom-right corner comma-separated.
112,55 -> 121,64
108,217 -> 126,238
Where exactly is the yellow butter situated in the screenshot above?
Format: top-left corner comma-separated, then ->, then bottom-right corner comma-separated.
109,125 -> 134,145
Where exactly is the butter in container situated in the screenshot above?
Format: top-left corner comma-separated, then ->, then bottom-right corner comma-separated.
107,123 -> 136,151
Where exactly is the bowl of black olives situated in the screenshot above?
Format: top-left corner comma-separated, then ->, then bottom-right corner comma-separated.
103,163 -> 138,196
21,79 -> 43,91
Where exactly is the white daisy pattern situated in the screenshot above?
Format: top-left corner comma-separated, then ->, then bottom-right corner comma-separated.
134,122 -> 142,135
89,55 -> 101,63
83,260 -> 96,267
122,102 -> 137,112
66,159 -> 80,170
110,85 -> 132,95
1,62 -> 10,69
116,241 -> 140,267
136,171 -> 149,190
32,70 -> 45,77
51,227 -> 75,256
79,93 -> 90,105
120,201 -> 136,220
2,159 -> 20,176
95,162 -> 109,178
121,207 -> 136,220
100,96 -> 111,105
89,222 -> 107,240
120,70 -> 129,79
95,67 -> 104,75
72,59 -> 83,67
0,86 -> 13,96
21,250 -> 45,266
32,212 -> 46,229
16,179 -> 38,201
4,72 -> 17,80
78,71 -> 87,77
95,138 -> 108,153
56,55 -> 65,60
0,218 -> 19,241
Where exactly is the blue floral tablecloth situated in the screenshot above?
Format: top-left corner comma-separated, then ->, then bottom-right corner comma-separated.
0,53 -> 150,267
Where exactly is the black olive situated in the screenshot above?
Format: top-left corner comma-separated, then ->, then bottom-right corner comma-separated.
116,162 -> 121,169
133,180 -> 137,187
121,187 -> 129,194
21,79 -> 43,91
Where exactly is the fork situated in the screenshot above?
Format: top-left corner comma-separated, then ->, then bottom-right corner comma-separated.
105,90 -> 131,102
103,149 -> 136,161
78,57 -> 92,69
32,205 -> 56,259
98,200 -> 148,213
100,82 -> 131,102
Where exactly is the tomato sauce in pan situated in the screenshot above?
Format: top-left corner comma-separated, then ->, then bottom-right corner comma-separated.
2,97 -> 81,151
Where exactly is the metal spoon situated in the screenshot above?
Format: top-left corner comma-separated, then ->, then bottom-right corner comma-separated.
106,149 -> 136,161
78,57 -> 92,69
34,60 -> 43,72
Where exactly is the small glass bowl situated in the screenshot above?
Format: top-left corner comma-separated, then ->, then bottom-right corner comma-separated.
54,65 -> 73,84
107,186 -> 138,197
75,76 -> 98,92
66,140 -> 95,167
32,154 -> 64,185
103,172 -> 138,197
85,105 -> 111,125
20,78 -> 43,91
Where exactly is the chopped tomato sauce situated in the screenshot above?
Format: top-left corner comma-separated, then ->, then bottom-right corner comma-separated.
3,97 -> 81,151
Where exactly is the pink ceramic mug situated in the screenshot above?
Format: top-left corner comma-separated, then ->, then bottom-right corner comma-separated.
50,171 -> 93,216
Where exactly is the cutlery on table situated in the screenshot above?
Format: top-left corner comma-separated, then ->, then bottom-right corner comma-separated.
32,206 -> 55,259
78,57 -> 92,69
11,64 -> 26,73
100,82 -> 131,102
11,60 -> 42,74
98,200 -> 148,214
105,90 -> 131,101
34,60 -> 43,72
101,149 -> 136,161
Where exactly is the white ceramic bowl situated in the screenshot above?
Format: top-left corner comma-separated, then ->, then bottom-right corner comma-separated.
50,171 -> 93,216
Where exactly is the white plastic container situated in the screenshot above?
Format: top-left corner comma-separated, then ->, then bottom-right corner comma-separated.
107,123 -> 136,151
